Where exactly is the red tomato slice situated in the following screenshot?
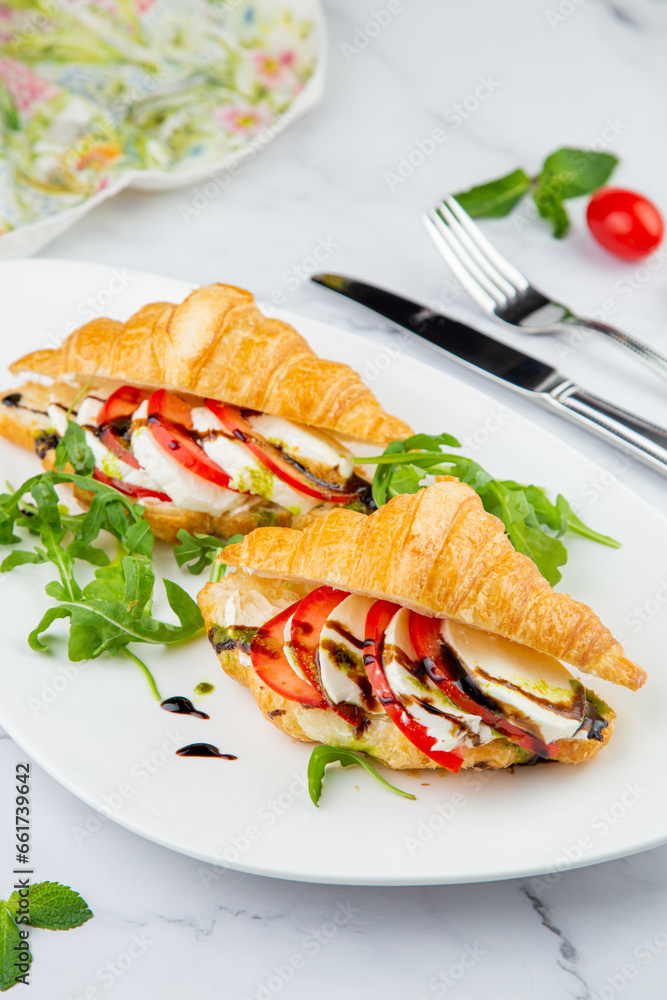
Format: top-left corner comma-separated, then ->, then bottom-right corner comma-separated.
205,400 -> 366,505
146,390 -> 235,491
408,613 -> 557,759
98,385 -> 150,426
251,602 -> 328,708
290,585 -> 366,727
364,601 -> 464,774
92,468 -> 171,502
98,426 -> 141,470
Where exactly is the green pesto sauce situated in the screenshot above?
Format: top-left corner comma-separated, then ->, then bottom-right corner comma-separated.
255,508 -> 283,527
208,624 -> 258,652
585,688 -> 612,718
194,681 -> 215,695
101,450 -> 123,480
236,464 -> 275,502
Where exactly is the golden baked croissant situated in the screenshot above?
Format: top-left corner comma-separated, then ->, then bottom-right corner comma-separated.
198,478 -> 644,772
1,284 -> 412,541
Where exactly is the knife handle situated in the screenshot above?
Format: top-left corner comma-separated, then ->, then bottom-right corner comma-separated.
544,380 -> 667,476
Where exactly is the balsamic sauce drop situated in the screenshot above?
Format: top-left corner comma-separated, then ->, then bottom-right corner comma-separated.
160,696 -> 209,720
176,743 -> 237,759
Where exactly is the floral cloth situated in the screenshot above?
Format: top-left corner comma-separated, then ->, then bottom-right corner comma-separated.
0,0 -> 320,239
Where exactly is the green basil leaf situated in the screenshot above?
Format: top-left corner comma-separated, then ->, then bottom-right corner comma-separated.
454,168 -> 532,218
6,882 -> 92,931
307,745 -> 416,807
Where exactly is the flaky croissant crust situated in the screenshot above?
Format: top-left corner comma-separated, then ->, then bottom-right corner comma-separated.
9,284 -> 412,446
222,477 -> 646,690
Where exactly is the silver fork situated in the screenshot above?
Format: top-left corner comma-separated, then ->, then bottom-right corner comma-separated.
423,196 -> 667,381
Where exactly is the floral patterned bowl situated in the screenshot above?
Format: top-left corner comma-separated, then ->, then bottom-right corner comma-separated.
0,0 -> 326,256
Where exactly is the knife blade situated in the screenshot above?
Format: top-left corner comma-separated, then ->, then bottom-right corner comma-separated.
311,273 -> 667,478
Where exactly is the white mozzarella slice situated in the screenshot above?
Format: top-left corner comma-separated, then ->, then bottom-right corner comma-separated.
76,395 -> 102,428
130,425 -> 241,514
318,594 -> 377,709
440,619 -> 585,745
46,403 -> 68,438
383,609 -> 495,753
191,407 -> 319,516
247,413 -> 355,480
283,612 -> 308,681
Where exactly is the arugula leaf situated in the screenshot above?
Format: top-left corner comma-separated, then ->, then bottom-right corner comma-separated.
454,168 -> 531,218
355,438 -> 619,586
174,530 -> 245,580
0,904 -> 29,992
6,883 -> 92,931
307,746 -> 416,807
53,420 -> 95,475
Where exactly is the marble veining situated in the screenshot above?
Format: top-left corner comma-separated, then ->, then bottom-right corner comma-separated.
1,0 -> 667,996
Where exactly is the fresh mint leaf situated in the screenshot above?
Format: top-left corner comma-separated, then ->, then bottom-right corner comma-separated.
454,168 -> 531,218
537,148 -> 618,200
307,745 -> 416,807
53,420 -> 95,476
533,180 -> 571,238
6,882 -> 92,931
0,904 -> 30,992
533,148 -> 618,238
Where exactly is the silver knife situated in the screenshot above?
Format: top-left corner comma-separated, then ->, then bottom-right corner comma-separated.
311,273 -> 667,478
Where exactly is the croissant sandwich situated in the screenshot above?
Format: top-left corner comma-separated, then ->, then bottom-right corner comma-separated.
198,477 -> 646,772
0,284 -> 412,542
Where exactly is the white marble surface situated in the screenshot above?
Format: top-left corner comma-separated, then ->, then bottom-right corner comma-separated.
2,0 -> 667,996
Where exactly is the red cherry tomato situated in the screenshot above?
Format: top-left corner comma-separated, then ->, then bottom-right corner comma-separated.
408,613 -> 556,759
92,468 -> 171,502
586,188 -> 663,260
250,602 -> 328,707
205,400 -> 366,505
363,600 -> 464,774
97,385 -> 150,426
146,390 -> 235,492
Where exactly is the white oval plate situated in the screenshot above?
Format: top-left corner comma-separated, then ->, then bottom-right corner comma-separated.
0,259 -> 664,886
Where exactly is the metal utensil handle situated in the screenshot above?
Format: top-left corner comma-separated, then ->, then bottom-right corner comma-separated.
570,318 -> 667,381
545,380 -> 667,476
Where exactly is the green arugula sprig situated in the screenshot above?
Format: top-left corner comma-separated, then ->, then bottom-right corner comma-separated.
308,746 -> 416,807
1,882 -> 92,992
454,146 -> 619,238
355,432 -> 619,587
0,422 -> 204,700
174,530 -> 243,580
